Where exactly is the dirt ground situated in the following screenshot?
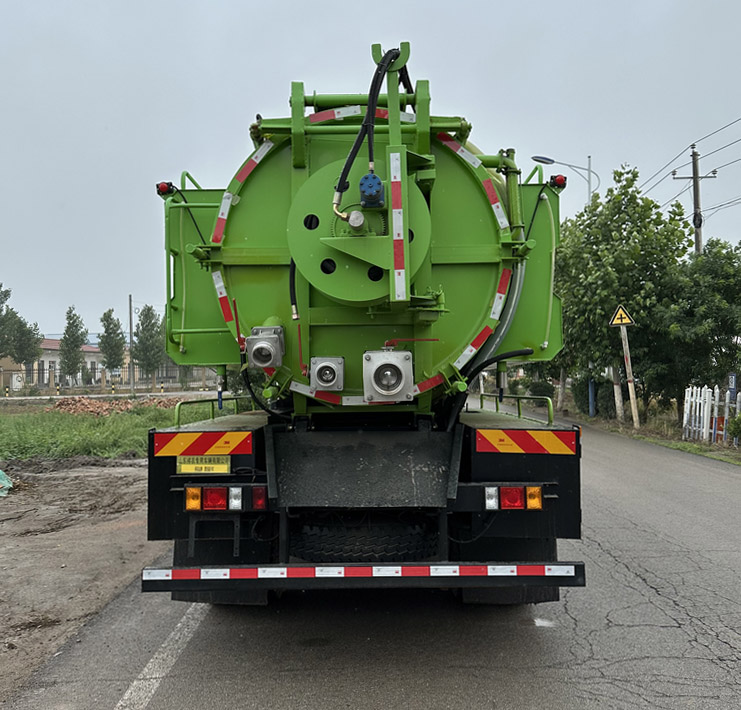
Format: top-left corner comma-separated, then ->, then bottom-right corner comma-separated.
0,457 -> 170,703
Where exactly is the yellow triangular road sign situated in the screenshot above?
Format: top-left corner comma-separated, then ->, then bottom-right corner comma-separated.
609,304 -> 635,327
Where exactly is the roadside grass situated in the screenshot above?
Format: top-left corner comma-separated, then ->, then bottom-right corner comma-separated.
0,401 -> 240,460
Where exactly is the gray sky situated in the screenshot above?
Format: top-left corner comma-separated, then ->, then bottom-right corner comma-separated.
3,0 -> 740,336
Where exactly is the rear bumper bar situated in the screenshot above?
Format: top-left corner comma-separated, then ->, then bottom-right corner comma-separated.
142,561 -> 586,592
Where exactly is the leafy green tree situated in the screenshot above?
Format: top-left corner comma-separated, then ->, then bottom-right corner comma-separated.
59,307 -> 88,384
0,283 -> 43,365
98,308 -> 126,372
131,305 -> 164,390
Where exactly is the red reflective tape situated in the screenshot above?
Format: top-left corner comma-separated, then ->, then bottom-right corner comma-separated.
309,109 -> 337,123
179,431 -> 227,456
230,568 -> 258,579
375,108 -> 389,119
212,218 -> 226,244
153,432 -> 178,455
482,178 -> 500,204
287,567 -> 316,578
552,431 -> 577,452
504,430 -> 549,455
470,326 -> 493,350
459,565 -> 488,577
218,296 -> 234,323
236,159 -> 257,183
263,367 -> 276,376
391,181 -> 402,210
475,430 -> 498,453
344,567 -> 373,577
314,391 -> 341,404
437,131 -> 458,149
416,374 -> 444,394
401,566 -> 430,577
172,569 -> 200,580
497,268 -> 512,295
517,565 -> 546,576
393,239 -> 405,269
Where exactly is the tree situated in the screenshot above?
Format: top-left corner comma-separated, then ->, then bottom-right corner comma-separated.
0,283 -> 43,365
98,308 -> 126,372
59,307 -> 88,384
131,305 -> 164,390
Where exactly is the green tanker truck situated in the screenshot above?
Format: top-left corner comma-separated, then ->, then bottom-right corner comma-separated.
142,43 -> 585,605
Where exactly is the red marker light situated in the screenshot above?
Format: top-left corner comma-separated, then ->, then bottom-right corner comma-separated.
550,174 -> 567,189
202,487 -> 228,510
500,486 -> 525,509
252,486 -> 267,510
156,181 -> 173,195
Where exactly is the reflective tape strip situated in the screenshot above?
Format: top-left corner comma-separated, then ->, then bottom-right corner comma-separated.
390,152 -> 406,301
431,565 -> 460,577
235,140 -> 274,182
341,395 -> 395,406
289,381 -> 315,397
412,374 -> 445,396
490,268 -> 512,320
487,566 -> 517,576
482,178 -> 510,230
201,569 -> 229,580
453,326 -> 493,370
211,270 -> 234,323
476,429 -> 577,455
546,565 -> 575,577
374,108 -> 415,123
373,566 -> 401,577
316,567 -> 345,577
142,569 -> 172,581
314,390 -> 342,405
290,381 -> 342,405
436,132 -> 482,168
211,192 -> 233,244
154,431 -> 252,457
257,567 -> 287,578
309,106 -> 362,123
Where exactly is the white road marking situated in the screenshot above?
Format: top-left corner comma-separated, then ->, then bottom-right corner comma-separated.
114,603 -> 209,709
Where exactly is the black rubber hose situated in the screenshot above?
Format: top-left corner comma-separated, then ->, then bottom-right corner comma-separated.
289,259 -> 298,318
240,356 -> 291,422
172,187 -> 207,244
445,348 -> 535,432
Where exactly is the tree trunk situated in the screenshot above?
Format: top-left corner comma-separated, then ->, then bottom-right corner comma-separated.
611,365 -> 624,422
151,371 -> 157,393
556,367 -> 567,412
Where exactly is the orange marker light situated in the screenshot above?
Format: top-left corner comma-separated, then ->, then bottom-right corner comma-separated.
185,487 -> 202,511
526,486 -> 543,510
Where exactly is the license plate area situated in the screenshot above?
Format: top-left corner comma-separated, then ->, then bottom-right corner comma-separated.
176,455 -> 231,474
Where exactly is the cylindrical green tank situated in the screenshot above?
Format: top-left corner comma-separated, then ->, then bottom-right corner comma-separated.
162,43 -> 563,420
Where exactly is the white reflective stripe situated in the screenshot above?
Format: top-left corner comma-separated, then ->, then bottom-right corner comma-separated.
490,292 -> 506,320
316,566 -> 345,577
341,395 -> 368,406
545,565 -> 575,577
488,565 -> 517,576
258,567 -> 287,578
212,270 -> 227,298
217,192 -> 233,220
394,270 -> 406,301
289,381 -> 315,397
399,112 -> 415,123
430,565 -> 460,577
252,140 -> 273,163
201,569 -> 229,579
453,345 -> 476,370
457,146 -> 482,168
334,105 -> 362,119
142,569 -> 172,581
390,153 -> 402,182
392,209 -> 404,239
373,566 -> 401,577
492,202 -> 509,229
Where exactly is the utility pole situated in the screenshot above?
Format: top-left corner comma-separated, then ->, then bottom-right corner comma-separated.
129,294 -> 135,395
672,144 -> 716,254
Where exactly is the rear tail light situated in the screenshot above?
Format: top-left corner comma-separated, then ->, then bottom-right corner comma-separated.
202,487 -> 228,510
185,487 -> 201,511
228,487 -> 243,511
526,486 -> 543,510
252,486 -> 267,510
500,486 -> 525,509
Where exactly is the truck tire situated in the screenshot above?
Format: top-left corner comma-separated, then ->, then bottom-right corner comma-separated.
290,523 -> 438,563
170,540 -> 269,606
459,537 -> 559,606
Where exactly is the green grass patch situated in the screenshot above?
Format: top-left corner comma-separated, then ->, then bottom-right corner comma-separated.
632,435 -> 741,466
0,401 -> 243,460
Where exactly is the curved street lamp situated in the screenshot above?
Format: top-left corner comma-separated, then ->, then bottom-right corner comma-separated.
531,155 -> 601,204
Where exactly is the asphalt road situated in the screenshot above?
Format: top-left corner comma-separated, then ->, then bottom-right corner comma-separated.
7,424 -> 741,709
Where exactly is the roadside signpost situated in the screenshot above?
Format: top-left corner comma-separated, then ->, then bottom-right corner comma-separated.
610,304 -> 639,429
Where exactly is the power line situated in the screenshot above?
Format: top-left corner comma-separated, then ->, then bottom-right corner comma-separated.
695,116 -> 741,145
661,182 -> 693,209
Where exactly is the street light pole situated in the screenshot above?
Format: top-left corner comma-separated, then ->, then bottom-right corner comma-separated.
531,155 -> 601,204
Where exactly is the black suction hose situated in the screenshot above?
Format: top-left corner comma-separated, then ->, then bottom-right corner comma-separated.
445,348 -> 535,432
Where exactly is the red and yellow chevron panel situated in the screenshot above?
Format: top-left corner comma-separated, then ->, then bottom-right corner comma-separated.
154,432 -> 252,457
476,429 -> 576,455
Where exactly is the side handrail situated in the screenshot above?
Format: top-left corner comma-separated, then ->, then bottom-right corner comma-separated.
479,392 -> 554,425
174,396 -> 255,427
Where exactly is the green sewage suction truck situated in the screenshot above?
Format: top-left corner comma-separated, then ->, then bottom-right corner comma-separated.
142,43 -> 584,605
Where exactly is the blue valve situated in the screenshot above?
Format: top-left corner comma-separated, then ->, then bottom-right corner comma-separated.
359,173 -> 384,207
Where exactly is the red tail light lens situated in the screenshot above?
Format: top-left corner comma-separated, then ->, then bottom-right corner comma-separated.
252,486 -> 267,510
500,486 -> 525,509
202,487 -> 228,510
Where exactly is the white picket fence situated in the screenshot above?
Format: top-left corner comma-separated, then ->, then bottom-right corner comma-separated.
683,385 -> 740,444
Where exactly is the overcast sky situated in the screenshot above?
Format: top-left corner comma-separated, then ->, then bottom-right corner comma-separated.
3,0 -> 740,336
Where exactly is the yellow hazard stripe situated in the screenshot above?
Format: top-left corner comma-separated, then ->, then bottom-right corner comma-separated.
155,433 -> 202,457
527,431 -> 576,455
479,430 -> 525,454
203,432 -> 250,456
